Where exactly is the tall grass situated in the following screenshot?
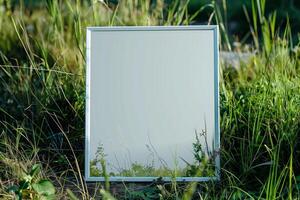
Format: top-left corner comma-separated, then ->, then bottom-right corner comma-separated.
0,0 -> 300,199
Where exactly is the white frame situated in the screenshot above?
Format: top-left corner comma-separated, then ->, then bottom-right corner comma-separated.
85,25 -> 220,182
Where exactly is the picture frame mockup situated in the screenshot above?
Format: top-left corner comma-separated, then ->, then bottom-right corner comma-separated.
85,25 -> 220,182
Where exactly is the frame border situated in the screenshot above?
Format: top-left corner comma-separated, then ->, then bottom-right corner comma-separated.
85,25 -> 220,182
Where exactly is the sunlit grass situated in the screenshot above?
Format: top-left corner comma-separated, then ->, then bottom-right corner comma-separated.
0,0 -> 300,199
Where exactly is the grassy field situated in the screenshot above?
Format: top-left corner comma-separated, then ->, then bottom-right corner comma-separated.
0,0 -> 300,199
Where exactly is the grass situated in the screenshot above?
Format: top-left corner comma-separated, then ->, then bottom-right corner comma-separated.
89,130 -> 216,178
0,0 -> 300,199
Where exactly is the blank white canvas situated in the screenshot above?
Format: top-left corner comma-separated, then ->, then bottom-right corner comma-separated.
85,26 -> 219,181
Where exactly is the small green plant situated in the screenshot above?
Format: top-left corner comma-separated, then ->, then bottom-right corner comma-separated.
185,129 -> 215,177
8,164 -> 56,200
